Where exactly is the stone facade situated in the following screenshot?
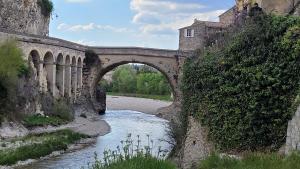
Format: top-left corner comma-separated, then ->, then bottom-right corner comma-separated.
286,106 -> 300,154
0,0 -> 50,36
87,47 -> 187,103
181,117 -> 213,169
179,20 -> 228,51
219,6 -> 237,25
236,0 -> 300,16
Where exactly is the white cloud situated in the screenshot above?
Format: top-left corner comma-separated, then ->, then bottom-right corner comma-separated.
130,0 -> 226,35
57,23 -> 132,33
72,39 -> 100,46
65,0 -> 91,3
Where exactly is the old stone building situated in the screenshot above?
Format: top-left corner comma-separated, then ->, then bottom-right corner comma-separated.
236,0 -> 300,15
179,10 -> 233,51
178,20 -> 229,51
179,0 -> 300,51
0,0 -> 50,36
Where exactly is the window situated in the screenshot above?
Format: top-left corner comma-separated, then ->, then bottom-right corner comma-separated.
185,29 -> 194,38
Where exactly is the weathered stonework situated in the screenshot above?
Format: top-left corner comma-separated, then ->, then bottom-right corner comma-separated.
181,117 -> 213,169
0,0 -> 50,36
179,20 -> 228,51
236,0 -> 300,16
286,106 -> 300,154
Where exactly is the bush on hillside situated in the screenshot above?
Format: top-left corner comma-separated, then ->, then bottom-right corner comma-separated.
198,153 -> 300,169
37,0 -> 54,17
182,15 -> 300,151
0,40 -> 28,119
53,99 -> 74,121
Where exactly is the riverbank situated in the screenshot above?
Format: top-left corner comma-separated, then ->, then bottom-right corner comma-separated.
106,95 -> 172,115
107,92 -> 173,101
0,104 -> 111,169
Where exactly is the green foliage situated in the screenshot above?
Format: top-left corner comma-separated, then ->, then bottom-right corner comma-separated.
23,115 -> 67,127
103,64 -> 172,98
198,153 -> 300,169
53,99 -> 74,121
85,50 -> 100,67
37,0 -> 54,17
91,156 -> 177,169
87,134 -> 175,169
112,65 -> 137,93
100,79 -> 113,92
0,129 -> 88,165
0,40 -> 27,117
0,40 -> 25,79
182,15 -> 300,151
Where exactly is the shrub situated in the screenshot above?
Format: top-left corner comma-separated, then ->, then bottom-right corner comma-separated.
37,0 -> 54,17
182,15 -> 300,151
86,134 -> 174,169
23,114 -> 67,127
198,153 -> 300,169
85,50 -> 100,67
0,40 -> 27,118
91,156 -> 177,169
0,130 -> 87,165
53,100 -> 74,121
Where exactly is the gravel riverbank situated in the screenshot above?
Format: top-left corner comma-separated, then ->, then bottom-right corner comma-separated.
106,95 -> 172,115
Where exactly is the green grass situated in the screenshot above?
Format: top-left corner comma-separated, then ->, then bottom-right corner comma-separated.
107,92 -> 173,101
91,156 -> 177,169
23,115 -> 67,127
0,129 -> 88,165
198,153 -> 300,169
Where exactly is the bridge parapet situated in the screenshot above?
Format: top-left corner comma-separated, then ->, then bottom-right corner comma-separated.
91,47 -> 189,58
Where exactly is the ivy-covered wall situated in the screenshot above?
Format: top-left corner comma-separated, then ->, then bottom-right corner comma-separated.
182,15 -> 300,152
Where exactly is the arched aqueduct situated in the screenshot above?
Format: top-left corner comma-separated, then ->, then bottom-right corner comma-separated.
1,29 -> 188,103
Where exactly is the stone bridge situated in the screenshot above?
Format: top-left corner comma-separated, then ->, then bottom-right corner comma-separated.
0,29 -> 188,103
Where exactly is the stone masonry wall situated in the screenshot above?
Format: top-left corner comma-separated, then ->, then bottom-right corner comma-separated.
0,0 -> 50,36
286,106 -> 300,154
181,116 -> 213,169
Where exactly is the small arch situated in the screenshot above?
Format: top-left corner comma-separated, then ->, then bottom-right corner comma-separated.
71,56 -> 77,99
64,55 -> 71,97
43,52 -> 55,94
28,50 -> 40,79
56,54 -> 64,96
77,57 -> 83,92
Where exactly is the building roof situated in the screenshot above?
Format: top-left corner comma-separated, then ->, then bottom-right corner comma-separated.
179,20 -> 228,30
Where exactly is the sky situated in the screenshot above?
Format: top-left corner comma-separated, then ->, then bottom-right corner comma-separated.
50,0 -> 235,50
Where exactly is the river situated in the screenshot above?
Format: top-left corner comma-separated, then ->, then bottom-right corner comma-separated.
22,110 -> 173,169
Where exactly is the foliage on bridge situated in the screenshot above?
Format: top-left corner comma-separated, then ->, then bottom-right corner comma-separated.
182,15 -> 300,151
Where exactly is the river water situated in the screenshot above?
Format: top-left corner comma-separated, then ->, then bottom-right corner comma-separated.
22,110 -> 172,169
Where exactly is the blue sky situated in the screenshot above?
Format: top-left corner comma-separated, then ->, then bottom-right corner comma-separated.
50,0 -> 235,49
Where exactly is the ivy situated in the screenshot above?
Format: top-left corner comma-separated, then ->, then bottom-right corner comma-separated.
182,15 -> 300,151
37,0 -> 54,17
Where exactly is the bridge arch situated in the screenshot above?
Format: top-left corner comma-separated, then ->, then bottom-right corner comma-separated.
28,50 -> 41,82
96,61 -> 176,100
71,56 -> 77,99
43,52 -> 55,94
65,55 -> 71,97
56,54 -> 64,96
77,57 -> 83,94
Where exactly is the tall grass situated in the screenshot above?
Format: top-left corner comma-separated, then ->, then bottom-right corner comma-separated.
86,134 -> 176,169
91,156 -> 176,169
199,153 -> 300,169
0,129 -> 88,165
23,114 -> 67,127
